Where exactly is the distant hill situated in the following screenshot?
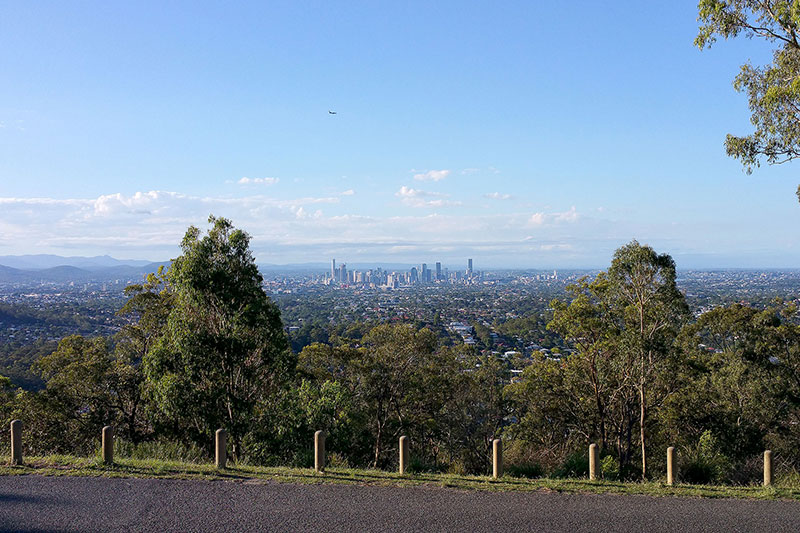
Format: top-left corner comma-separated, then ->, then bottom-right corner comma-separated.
0,265 -> 31,283
0,254 -> 157,271
0,262 -> 169,284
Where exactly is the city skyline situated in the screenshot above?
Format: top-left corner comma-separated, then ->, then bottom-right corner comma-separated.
2,2 -> 799,268
325,257 -> 482,287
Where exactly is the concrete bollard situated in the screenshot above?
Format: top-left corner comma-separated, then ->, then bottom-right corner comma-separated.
764,450 -> 773,487
399,436 -> 409,475
589,443 -> 598,480
314,430 -> 325,473
215,429 -> 227,469
666,447 -> 675,485
102,426 -> 114,465
492,438 -> 503,479
10,420 -> 22,466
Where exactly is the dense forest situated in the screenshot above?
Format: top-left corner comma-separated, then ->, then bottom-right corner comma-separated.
2,217 -> 800,484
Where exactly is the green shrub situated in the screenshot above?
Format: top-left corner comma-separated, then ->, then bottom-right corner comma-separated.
552,451 -> 589,478
682,430 -> 732,484
600,455 -> 619,480
506,462 -> 544,478
327,452 -> 351,469
113,439 -> 207,463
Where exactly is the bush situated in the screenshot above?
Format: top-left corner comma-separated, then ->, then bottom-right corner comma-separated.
600,455 -> 619,480
681,430 -> 732,484
506,463 -> 544,478
445,458 -> 469,476
327,452 -> 351,469
552,451 -> 589,478
114,439 -> 207,463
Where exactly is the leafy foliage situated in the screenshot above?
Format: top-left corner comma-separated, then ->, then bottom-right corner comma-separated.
697,0 -> 800,200
143,216 -> 292,457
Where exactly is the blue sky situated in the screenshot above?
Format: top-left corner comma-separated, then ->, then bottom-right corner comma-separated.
1,1 -> 798,268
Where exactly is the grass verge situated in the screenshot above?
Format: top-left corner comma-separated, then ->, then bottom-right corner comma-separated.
0,454 -> 798,501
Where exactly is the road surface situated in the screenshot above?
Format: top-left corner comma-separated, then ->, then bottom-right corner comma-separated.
1,475 -> 799,532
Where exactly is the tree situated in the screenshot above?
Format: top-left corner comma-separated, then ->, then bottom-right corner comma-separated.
548,276 -> 622,452
355,324 -> 440,468
144,216 -> 292,457
544,241 -> 688,479
31,335 -> 144,453
662,301 -> 800,481
112,267 -> 173,443
607,241 -> 688,479
696,0 -> 800,201
298,324 -> 473,470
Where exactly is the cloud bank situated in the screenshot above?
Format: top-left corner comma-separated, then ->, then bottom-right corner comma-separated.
1,191 -> 793,268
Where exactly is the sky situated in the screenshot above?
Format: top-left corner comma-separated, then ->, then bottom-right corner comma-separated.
1,1 -> 799,269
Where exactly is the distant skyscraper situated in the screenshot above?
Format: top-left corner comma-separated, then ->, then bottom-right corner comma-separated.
331,259 -> 336,280
467,258 -> 473,276
435,262 -> 442,281
421,263 -> 428,283
339,263 -> 347,284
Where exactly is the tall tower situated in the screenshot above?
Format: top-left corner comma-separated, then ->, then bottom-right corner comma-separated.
435,262 -> 442,281
467,258 -> 473,277
331,259 -> 336,281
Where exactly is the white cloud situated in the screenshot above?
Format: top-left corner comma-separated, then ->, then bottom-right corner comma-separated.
238,177 -> 279,185
529,212 -> 547,226
528,206 -> 579,227
554,206 -> 579,223
413,169 -> 451,182
484,192 -> 512,200
540,243 -> 572,251
395,186 -> 461,208
340,189 -> 355,196
93,191 -> 166,216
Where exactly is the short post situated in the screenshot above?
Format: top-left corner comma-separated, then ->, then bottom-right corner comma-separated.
764,450 -> 773,487
399,436 -> 409,475
314,430 -> 325,473
102,425 -> 114,465
215,428 -> 227,469
492,438 -> 503,479
589,443 -> 598,481
10,420 -> 22,466
666,446 -> 675,485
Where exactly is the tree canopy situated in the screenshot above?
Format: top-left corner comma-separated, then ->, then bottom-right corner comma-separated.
144,216 -> 292,456
697,0 -> 800,201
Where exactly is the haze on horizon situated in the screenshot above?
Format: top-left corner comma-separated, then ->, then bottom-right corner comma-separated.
1,2 -> 799,269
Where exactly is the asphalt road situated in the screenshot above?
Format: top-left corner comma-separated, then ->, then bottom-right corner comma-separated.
2,476 -> 800,532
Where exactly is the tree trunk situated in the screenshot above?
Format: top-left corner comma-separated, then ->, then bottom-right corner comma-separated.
373,421 -> 383,468
639,380 -> 647,480
639,302 -> 647,480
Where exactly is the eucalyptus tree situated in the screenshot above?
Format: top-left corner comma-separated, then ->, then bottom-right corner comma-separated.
697,0 -> 800,201
607,241 -> 689,479
548,275 -> 622,452
544,241 -> 688,478
144,216 -> 292,457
